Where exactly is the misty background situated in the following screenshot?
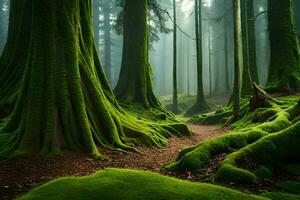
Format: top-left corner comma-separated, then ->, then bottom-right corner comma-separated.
0,0 -> 299,99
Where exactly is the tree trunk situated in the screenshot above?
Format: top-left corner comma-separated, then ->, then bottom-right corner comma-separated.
293,0 -> 300,40
247,0 -> 259,84
114,0 -> 161,108
267,0 -> 300,92
232,0 -> 243,120
92,0 -> 100,52
208,29 -> 213,97
0,0 -> 184,158
187,0 -> 209,115
0,0 -> 4,54
103,0 -> 112,84
172,0 -> 178,113
224,13 -> 231,92
241,0 -> 253,96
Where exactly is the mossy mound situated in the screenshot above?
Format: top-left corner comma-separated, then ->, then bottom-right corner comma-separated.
260,192 -> 300,200
277,181 -> 300,195
283,164 -> 300,176
18,168 -> 267,200
165,96 -> 300,185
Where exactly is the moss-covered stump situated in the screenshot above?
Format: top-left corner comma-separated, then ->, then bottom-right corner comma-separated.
165,96 -> 300,186
18,168 -> 267,200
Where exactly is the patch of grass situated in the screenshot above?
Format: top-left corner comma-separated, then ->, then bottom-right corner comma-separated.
18,168 -> 267,200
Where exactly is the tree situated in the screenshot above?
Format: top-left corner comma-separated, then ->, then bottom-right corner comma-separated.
267,0 -> 300,92
294,0 -> 300,40
247,0 -> 259,84
103,0 -> 112,84
186,0 -> 209,115
232,0 -> 243,120
240,0 -> 252,96
93,0 -> 100,51
0,0 -> 189,157
114,0 -> 163,108
172,0 -> 178,113
0,0 -> 9,54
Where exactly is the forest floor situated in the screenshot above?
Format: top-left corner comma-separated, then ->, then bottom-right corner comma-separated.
0,124 -> 228,200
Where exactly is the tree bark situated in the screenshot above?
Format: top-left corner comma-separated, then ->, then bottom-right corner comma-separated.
241,0 -> 253,96
114,0 -> 161,108
172,0 -> 178,113
187,0 -> 209,115
267,0 -> 300,92
103,0 -> 112,84
232,0 -> 243,120
247,0 -> 259,84
92,0 -> 100,51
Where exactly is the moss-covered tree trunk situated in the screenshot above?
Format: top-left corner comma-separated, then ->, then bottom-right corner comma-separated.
114,0 -> 161,108
267,0 -> 300,91
187,0 -> 209,115
0,0 -> 186,158
241,0 -> 253,96
232,0 -> 243,120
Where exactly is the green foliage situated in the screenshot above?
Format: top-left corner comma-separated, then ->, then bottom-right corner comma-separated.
18,168 -> 267,200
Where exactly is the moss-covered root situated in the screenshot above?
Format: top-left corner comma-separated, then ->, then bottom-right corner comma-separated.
214,120 -> 300,184
18,168 -> 267,200
165,97 -> 299,175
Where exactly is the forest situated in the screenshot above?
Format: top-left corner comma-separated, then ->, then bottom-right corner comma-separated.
0,0 -> 299,199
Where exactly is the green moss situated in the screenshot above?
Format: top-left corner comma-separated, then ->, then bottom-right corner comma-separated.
214,164 -> 257,184
18,169 -> 267,200
283,164 -> 300,176
260,192 -> 300,200
277,181 -> 300,195
255,166 -> 273,179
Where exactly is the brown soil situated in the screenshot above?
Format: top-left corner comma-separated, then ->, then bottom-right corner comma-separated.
0,124 -> 228,200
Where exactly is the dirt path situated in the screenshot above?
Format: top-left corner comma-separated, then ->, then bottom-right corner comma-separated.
0,124 -> 228,200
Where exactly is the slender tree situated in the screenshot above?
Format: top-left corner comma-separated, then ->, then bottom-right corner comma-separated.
172,0 -> 178,113
224,12 -> 231,92
0,0 -> 189,158
187,0 -> 209,115
267,0 -> 300,91
240,0 -> 252,96
103,0 -> 112,84
93,0 -> 100,51
294,0 -> 300,40
247,0 -> 259,84
232,0 -> 243,120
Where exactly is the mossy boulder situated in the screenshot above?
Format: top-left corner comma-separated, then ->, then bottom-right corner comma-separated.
18,168 -> 267,200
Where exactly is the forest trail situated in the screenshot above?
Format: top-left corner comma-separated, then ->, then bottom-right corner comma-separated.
0,124 -> 228,200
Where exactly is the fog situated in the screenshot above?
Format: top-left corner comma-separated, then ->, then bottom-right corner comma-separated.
1,0 -> 299,98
